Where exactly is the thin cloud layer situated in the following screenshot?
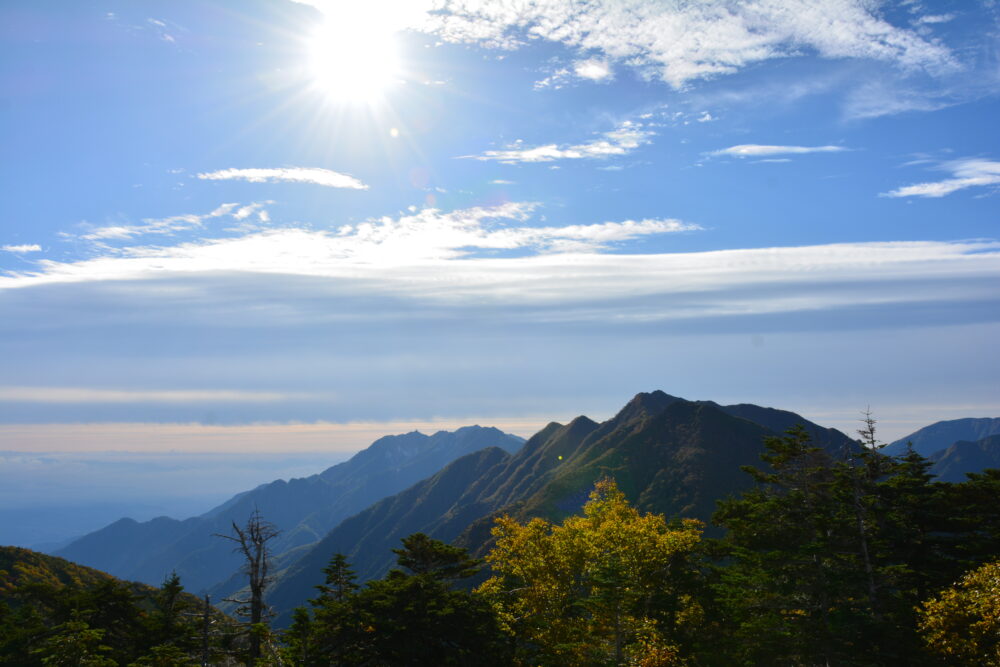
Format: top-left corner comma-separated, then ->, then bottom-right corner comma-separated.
0,387 -> 305,404
2,203 -> 699,288
197,167 -> 368,189
2,244 -> 41,253
711,144 -> 848,158
71,203 -> 269,242
462,120 -> 652,164
883,158 -> 1000,198
2,204 -> 997,325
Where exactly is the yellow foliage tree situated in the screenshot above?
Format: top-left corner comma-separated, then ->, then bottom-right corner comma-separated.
918,559 -> 1000,665
476,478 -> 704,666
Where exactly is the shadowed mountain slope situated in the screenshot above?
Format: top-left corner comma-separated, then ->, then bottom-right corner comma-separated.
929,434 -> 1000,483
884,417 -> 1000,457
55,426 -> 523,594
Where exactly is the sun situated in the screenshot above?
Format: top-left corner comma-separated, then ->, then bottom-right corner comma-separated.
306,9 -> 401,105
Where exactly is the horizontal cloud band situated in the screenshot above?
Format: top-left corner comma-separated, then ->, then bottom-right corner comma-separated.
197,167 -> 368,189
2,230 -> 997,325
710,144 -> 847,158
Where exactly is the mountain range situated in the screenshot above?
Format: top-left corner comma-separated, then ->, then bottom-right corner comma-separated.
884,417 -> 1000,457
48,392 -> 999,627
265,392 -> 859,624
54,426 -> 523,594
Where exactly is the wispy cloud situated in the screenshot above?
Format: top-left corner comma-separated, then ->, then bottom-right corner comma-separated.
915,13 -> 956,25
882,158 -> 1000,198
462,120 -> 652,164
2,211 -> 998,328
0,387 -> 309,404
197,167 -> 368,190
710,144 -> 848,158
414,0 -> 957,88
535,58 -> 613,90
71,203 -> 268,242
0,202 -> 703,292
2,244 -> 41,253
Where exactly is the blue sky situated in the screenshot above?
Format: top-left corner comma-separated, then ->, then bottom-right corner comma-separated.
2,0 -> 999,457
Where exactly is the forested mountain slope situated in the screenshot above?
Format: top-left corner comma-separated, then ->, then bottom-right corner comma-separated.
268,391 -> 856,624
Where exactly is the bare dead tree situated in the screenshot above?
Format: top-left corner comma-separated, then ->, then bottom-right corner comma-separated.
214,508 -> 279,666
852,407 -> 883,619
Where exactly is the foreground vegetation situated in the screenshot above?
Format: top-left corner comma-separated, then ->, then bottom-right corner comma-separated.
3,426 -> 999,665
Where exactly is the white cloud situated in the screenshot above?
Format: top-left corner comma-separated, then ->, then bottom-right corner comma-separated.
2,244 -> 41,253
2,205 -> 998,327
491,179 -> 515,185
0,202 -> 704,292
197,167 -> 368,189
573,59 -> 612,81
463,120 -> 652,164
534,67 -> 571,90
534,58 -> 613,89
696,112 -> 715,123
916,13 -> 955,25
411,0 -> 956,88
711,144 -> 848,158
73,202 -> 266,241
0,387 -> 308,404
882,158 -> 1000,198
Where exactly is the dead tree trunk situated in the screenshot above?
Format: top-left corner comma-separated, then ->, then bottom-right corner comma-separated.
215,508 -> 279,666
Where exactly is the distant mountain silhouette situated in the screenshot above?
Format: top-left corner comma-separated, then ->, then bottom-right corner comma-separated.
928,434 -> 1000,483
55,426 -> 523,594
884,417 -> 1000,457
267,391 -> 856,625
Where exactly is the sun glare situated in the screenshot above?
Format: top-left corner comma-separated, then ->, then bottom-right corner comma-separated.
306,10 -> 401,105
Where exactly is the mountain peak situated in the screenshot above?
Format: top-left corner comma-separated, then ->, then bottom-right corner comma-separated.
885,417 -> 1000,457
615,390 -> 684,422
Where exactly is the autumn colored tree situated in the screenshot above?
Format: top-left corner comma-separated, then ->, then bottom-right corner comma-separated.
477,478 -> 705,666
918,559 -> 1000,665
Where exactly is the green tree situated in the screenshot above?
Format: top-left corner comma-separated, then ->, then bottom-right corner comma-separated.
280,606 -> 315,667
392,533 -> 481,581
709,421 -> 1000,665
309,538 -> 511,666
294,553 -> 359,665
477,478 -> 705,666
127,643 -> 198,667
313,553 -> 358,603
144,572 -> 198,657
710,426 -> 849,664
30,615 -> 116,667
